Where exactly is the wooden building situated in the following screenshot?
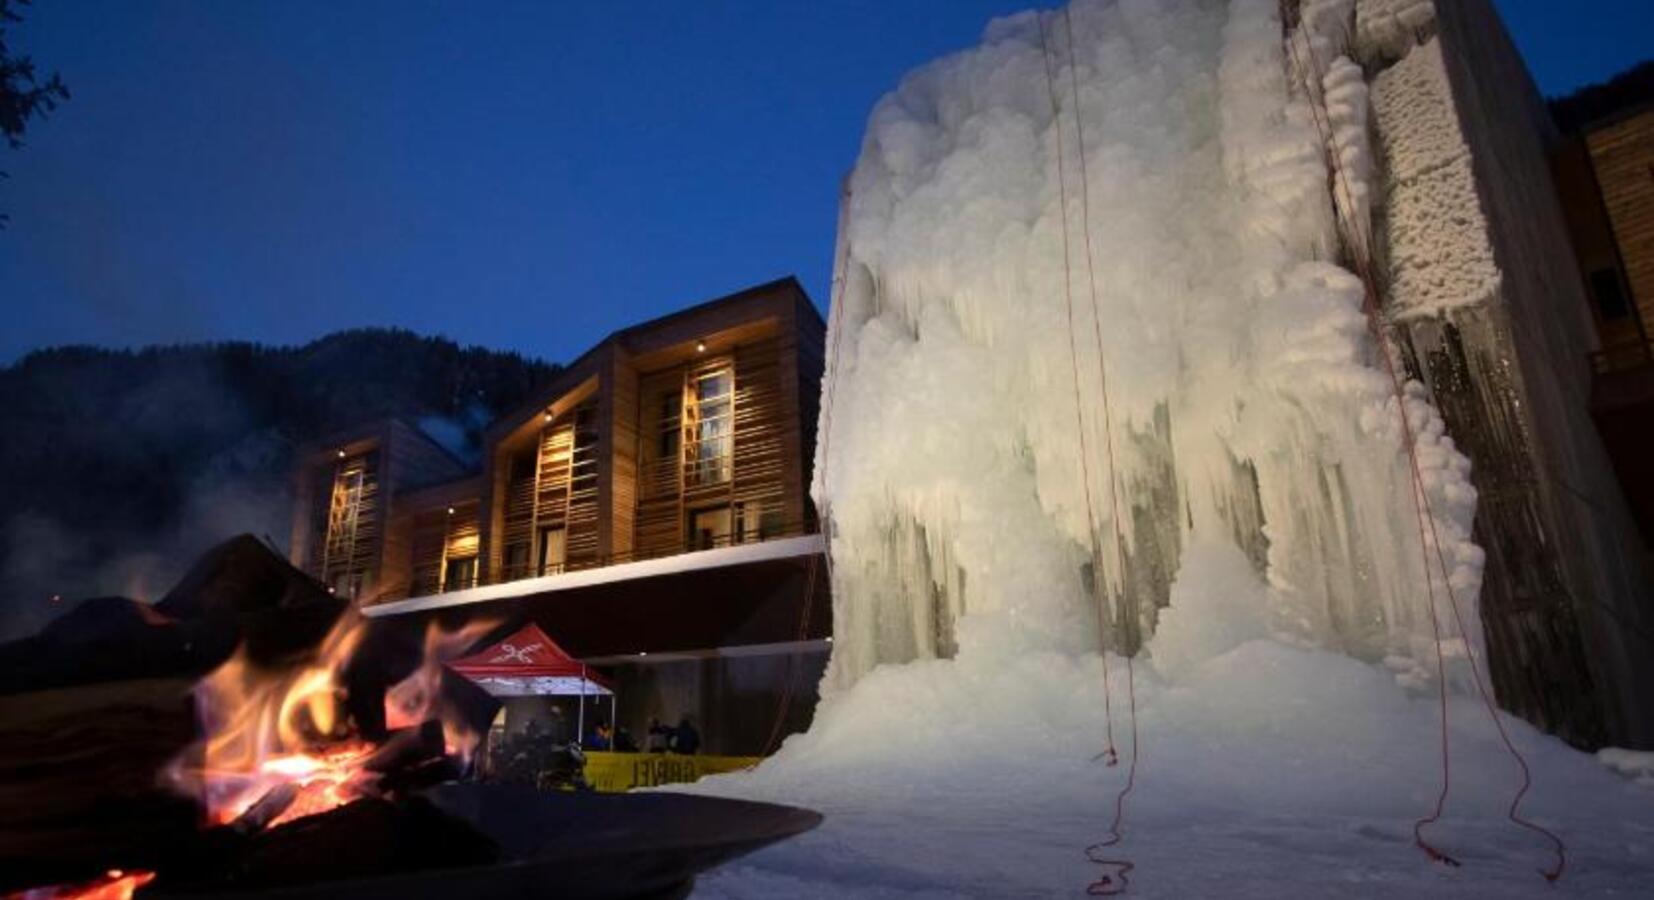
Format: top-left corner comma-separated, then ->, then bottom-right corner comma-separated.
288,277 -> 831,755
1551,73 -> 1654,546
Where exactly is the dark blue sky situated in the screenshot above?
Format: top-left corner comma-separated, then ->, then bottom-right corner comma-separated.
3,1 -> 1650,365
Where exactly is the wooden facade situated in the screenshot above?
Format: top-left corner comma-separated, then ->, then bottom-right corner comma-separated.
289,278 -> 825,606
1586,109 -> 1654,337
290,419 -> 469,602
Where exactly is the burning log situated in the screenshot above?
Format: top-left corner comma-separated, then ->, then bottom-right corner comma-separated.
0,535 -> 823,898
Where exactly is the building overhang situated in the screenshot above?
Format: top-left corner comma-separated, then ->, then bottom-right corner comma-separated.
363,535 -> 830,659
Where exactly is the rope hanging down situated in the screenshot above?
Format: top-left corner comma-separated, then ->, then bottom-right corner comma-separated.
1282,23 -> 1565,883
1038,5 -> 1120,772
750,205 -> 855,767
1040,10 -> 1140,895
1062,7 -> 1143,894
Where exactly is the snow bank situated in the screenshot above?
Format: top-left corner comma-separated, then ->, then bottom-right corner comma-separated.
687,613 -> 1652,896
1597,748 -> 1654,789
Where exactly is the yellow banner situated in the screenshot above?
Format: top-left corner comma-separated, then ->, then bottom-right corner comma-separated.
583,751 -> 761,792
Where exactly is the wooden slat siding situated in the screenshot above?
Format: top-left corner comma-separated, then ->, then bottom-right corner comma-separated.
378,422 -> 465,599
534,416 -> 575,567
529,400 -> 601,572
682,353 -> 737,505
302,462 -> 334,577
566,403 -> 603,566
385,419 -> 467,493
1552,139 -> 1644,348
1587,110 -> 1654,330
605,347 -> 640,561
408,507 -> 450,597
319,449 -> 381,598
500,451 -> 536,581
732,337 -> 788,533
440,502 -> 481,590
635,367 -> 688,559
787,292 -> 826,531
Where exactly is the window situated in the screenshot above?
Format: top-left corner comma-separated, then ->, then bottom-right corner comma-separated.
504,543 -> 531,580
539,526 -> 567,575
442,555 -> 478,592
1589,268 -> 1631,320
689,506 -> 733,551
688,368 -> 733,486
332,569 -> 372,600
656,391 -> 681,460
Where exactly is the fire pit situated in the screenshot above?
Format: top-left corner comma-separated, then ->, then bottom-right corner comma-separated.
0,537 -> 819,899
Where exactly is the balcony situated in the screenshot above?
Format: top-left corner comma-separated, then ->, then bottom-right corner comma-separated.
368,518 -> 822,618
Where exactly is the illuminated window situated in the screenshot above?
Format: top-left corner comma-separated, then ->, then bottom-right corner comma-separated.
687,368 -> 733,486
539,526 -> 567,575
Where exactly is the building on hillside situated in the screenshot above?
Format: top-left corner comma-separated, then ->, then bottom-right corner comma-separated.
288,277 -> 832,755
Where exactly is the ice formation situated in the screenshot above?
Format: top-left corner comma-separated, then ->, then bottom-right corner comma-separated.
681,4 -> 1654,894
812,0 -> 1483,694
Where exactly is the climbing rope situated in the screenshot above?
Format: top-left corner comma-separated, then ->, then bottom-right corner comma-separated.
1041,9 -> 1140,893
752,551 -> 824,764
1283,22 -> 1566,882
749,209 -> 854,768
1062,5 -> 1126,774
1039,5 -> 1121,770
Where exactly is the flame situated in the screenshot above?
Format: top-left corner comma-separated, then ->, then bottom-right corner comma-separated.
166,611 -> 497,830
167,611 -> 371,825
12,869 -> 157,900
384,619 -> 500,761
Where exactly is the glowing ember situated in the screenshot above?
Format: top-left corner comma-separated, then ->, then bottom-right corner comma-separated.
12,869 -> 157,900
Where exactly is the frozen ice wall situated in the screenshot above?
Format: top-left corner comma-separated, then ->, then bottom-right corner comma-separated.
813,0 -> 1486,694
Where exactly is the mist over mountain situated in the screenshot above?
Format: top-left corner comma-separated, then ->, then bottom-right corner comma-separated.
0,328 -> 559,638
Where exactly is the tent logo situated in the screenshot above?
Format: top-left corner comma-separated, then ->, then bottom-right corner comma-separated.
490,641 -> 543,664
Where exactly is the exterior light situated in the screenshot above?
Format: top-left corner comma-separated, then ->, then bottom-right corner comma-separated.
544,411 -> 554,423
638,651 -> 648,658
50,594 -> 61,604
825,636 -> 833,643
336,449 -> 347,459
447,506 -> 456,515
696,341 -> 706,353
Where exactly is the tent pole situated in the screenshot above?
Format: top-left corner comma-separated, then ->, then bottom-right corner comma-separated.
610,693 -> 617,749
577,664 -> 586,745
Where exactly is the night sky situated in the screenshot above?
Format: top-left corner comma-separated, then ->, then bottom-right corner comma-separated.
3,0 -> 1650,366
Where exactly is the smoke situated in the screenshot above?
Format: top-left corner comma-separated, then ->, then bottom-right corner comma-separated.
0,464 -> 292,641
0,355 -> 296,641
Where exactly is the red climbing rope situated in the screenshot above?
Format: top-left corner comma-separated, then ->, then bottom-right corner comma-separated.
1062,5 -> 1125,773
1042,9 -> 1139,893
1283,22 -> 1565,882
1085,653 -> 1139,896
748,213 -> 854,768
1039,3 -> 1120,770
752,551 -> 824,764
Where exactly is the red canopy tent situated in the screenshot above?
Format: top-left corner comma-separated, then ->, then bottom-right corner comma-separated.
447,623 -> 615,742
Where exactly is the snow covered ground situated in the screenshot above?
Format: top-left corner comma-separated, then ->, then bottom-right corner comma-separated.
682,546 -> 1653,896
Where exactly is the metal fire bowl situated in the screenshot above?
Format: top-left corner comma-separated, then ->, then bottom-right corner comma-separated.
149,786 -> 822,900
